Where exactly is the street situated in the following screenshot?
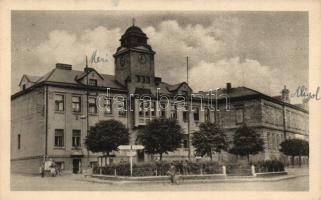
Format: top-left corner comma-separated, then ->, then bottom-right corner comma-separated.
11,168 -> 309,191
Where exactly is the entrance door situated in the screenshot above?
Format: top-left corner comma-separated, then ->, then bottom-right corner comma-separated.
72,159 -> 81,174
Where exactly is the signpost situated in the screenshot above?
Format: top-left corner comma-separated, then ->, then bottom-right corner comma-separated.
118,145 -> 144,176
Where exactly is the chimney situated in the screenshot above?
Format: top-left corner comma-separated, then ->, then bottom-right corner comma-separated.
226,83 -> 232,91
56,63 -> 72,70
281,85 -> 290,103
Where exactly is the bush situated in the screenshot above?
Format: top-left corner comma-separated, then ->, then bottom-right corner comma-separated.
94,160 -> 223,176
254,160 -> 285,173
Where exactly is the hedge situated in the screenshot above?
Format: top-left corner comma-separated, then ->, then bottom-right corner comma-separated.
93,160 -> 222,176
253,160 -> 285,173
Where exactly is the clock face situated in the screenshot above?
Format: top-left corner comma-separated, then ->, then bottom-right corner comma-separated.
120,56 -> 125,67
138,54 -> 146,64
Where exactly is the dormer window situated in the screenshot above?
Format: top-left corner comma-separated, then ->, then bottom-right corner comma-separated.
89,79 -> 97,86
22,84 -> 26,90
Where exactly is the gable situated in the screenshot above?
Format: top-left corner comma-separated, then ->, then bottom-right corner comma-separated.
76,68 -> 104,85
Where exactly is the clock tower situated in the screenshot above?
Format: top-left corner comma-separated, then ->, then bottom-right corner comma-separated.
113,22 -> 156,93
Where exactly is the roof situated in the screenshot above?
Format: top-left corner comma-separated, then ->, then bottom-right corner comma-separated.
17,68 -> 125,91
18,74 -> 41,86
196,86 -> 308,113
195,86 -> 258,99
121,25 -> 147,39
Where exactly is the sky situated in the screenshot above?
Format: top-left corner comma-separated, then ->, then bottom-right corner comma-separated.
11,11 -> 308,103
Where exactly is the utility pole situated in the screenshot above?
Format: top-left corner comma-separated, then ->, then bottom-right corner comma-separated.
186,56 -> 191,160
85,56 -> 90,171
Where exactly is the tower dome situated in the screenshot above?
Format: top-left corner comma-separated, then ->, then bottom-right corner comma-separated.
119,23 -> 150,49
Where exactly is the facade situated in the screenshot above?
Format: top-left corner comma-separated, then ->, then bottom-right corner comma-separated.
11,24 -> 309,174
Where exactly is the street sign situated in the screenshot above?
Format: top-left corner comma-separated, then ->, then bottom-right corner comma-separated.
126,151 -> 137,156
118,145 -> 144,177
118,145 -> 144,150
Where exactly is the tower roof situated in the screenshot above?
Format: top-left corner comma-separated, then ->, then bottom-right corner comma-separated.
120,25 -> 148,41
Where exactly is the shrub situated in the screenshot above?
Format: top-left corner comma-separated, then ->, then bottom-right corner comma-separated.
94,160 -> 223,176
254,160 -> 285,173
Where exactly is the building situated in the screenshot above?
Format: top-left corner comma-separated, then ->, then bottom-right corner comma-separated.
11,23 -> 309,174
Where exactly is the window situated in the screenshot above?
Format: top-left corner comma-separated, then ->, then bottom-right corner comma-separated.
170,104 -> 177,119
54,129 -> 64,147
267,133 -> 271,149
193,107 -> 199,121
273,134 -> 277,150
89,79 -> 97,86
72,96 -> 81,112
22,84 -> 26,90
72,130 -> 81,147
88,97 -> 97,114
146,77 -> 150,83
139,100 -> 144,117
182,91 -> 188,96
204,107 -> 210,122
236,109 -> 244,124
17,134 -> 21,149
160,102 -> 167,118
145,101 -> 150,117
183,134 -> 189,148
142,76 -> 145,83
151,101 -> 156,117
54,94 -> 64,111
183,106 -> 188,122
104,98 -> 112,114
118,99 -> 127,116
136,75 -> 140,82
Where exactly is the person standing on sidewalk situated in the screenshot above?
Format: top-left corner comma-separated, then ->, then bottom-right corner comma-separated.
40,163 -> 45,178
167,163 -> 178,184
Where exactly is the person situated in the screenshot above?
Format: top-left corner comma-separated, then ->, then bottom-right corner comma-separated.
50,166 -> 56,177
40,163 -> 44,178
167,163 -> 177,184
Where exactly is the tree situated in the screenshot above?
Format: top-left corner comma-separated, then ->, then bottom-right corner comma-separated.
192,122 -> 228,160
85,120 -> 129,157
279,138 -> 309,166
137,118 -> 184,160
229,124 -> 264,162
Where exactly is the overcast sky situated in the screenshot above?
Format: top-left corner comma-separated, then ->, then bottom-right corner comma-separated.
12,11 -> 308,103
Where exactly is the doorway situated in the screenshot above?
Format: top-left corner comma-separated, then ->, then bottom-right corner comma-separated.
72,159 -> 81,174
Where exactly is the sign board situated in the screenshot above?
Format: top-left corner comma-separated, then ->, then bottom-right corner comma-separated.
126,151 -> 137,157
118,145 -> 144,150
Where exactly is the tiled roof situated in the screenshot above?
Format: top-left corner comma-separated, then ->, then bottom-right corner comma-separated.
25,75 -> 41,83
195,87 -> 259,100
21,68 -> 125,90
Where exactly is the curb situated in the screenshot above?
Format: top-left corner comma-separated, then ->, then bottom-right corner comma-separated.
80,173 -> 308,185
